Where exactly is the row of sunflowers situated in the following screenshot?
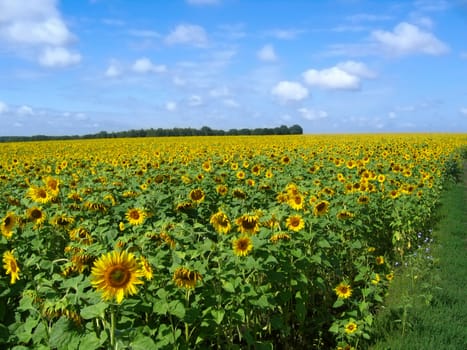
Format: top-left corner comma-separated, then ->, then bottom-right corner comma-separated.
0,134 -> 466,349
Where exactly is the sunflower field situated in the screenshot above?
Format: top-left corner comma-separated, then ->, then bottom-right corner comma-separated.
0,134 -> 465,349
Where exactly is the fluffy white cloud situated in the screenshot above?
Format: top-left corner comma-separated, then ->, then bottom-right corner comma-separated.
166,24 -> 208,47
105,61 -> 122,78
303,67 -> 360,90
460,107 -> 467,116
0,101 -> 8,114
337,60 -> 376,79
298,107 -> 328,120
186,0 -> 219,5
0,0 -> 80,67
271,81 -> 309,102
38,47 -> 81,67
132,57 -> 167,73
265,28 -> 304,40
371,22 -> 449,56
257,44 -> 277,62
188,95 -> 203,106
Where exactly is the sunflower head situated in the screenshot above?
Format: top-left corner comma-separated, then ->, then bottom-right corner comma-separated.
27,186 -> 51,204
27,206 -> 46,225
269,233 -> 291,244
313,200 -> 329,216
285,215 -> 305,232
91,251 -> 144,304
173,267 -> 202,289
189,188 -> 205,203
3,250 -> 20,284
235,214 -> 260,234
1,212 -> 16,238
232,235 -> 253,256
288,194 -> 305,210
210,211 -> 231,234
334,282 -> 352,299
126,208 -> 146,226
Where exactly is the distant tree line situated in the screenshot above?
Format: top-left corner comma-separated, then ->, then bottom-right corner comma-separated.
0,124 -> 303,142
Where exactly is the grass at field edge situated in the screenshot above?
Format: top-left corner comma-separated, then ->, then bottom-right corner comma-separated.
364,162 -> 467,350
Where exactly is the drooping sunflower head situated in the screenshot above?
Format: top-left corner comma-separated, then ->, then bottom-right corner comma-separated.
216,185 -> 228,196
232,235 -> 253,256
269,233 -> 291,244
334,282 -> 352,299
3,250 -> 20,284
51,214 -> 75,228
357,195 -> 370,205
69,227 -> 93,245
189,188 -> 205,203
126,208 -> 146,226
232,188 -> 247,199
44,176 -> 60,195
210,211 -> 231,234
235,214 -> 260,234
336,210 -> 354,220
313,200 -> 329,216
91,250 -> 144,304
1,212 -> 16,238
285,215 -> 305,232
139,256 -> 153,281
173,267 -> 202,289
27,206 -> 46,225
375,256 -> 385,265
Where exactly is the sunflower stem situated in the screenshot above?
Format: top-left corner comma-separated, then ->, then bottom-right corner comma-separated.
110,306 -> 117,350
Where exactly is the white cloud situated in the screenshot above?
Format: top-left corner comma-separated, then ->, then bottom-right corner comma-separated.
105,61 -> 122,78
388,111 -> 397,119
460,107 -> 467,116
38,47 -> 81,67
0,101 -> 8,114
0,0 -> 80,67
303,67 -> 360,90
132,57 -> 167,73
186,0 -> 219,5
265,28 -> 304,40
209,86 -> 230,97
298,107 -> 328,120
271,81 -> 309,102
371,22 -> 449,56
128,29 -> 160,38
17,105 -> 34,115
166,101 -> 177,111
223,99 -> 239,108
337,60 -> 376,79
166,24 -> 208,47
257,44 -> 277,62
460,52 -> 467,59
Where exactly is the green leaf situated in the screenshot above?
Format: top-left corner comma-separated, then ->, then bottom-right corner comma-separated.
80,302 -> 108,319
49,317 -> 76,349
333,298 -> 344,308
79,331 -> 106,349
129,334 -> 157,350
329,323 -> 340,334
211,309 -> 225,325
318,239 -> 331,248
222,281 -> 235,293
168,300 -> 185,319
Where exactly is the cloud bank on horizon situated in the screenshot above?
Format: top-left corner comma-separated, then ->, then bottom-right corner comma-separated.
0,0 -> 466,136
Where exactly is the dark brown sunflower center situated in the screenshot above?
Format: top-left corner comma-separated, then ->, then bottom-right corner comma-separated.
316,203 -> 326,212
290,218 -> 300,226
31,209 -> 42,219
108,266 -> 131,287
129,211 -> 140,220
38,189 -> 47,198
237,239 -> 249,250
4,217 -> 11,226
241,219 -> 257,230
10,261 -> 17,272
190,190 -> 203,200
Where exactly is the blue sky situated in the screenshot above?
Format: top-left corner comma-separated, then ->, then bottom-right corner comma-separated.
0,0 -> 466,136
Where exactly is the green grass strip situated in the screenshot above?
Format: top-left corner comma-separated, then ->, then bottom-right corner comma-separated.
366,163 -> 467,350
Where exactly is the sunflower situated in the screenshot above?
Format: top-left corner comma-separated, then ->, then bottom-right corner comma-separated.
371,273 -> 380,285
269,233 -> 291,244
334,282 -> 352,299
202,161 -> 212,172
189,188 -> 205,203
173,267 -> 202,289
344,321 -> 358,335
27,186 -> 51,204
51,214 -> 75,228
375,256 -> 385,265
1,212 -> 16,239
210,211 -> 231,234
3,250 -> 20,284
27,206 -> 46,225
216,185 -> 228,196
251,164 -> 261,176
44,176 -> 60,197
69,227 -> 93,245
139,256 -> 153,281
357,195 -> 370,205
337,210 -> 354,220
386,272 -> 394,281
232,188 -> 247,199
236,170 -> 246,180
288,194 -> 305,210
285,215 -> 305,232
126,208 -> 146,226
236,214 -> 260,234
232,236 -> 253,256
313,200 -> 329,216
91,251 -> 144,304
